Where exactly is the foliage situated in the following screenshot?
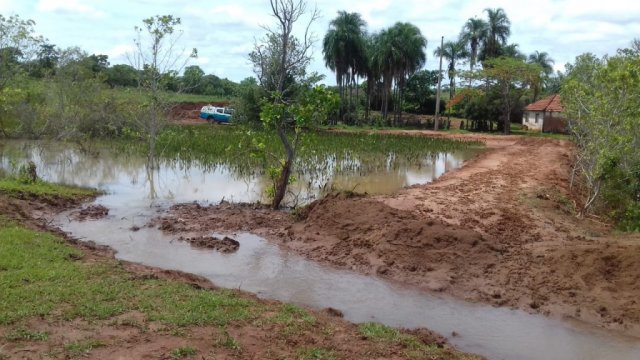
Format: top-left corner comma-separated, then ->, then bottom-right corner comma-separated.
0,14 -> 45,89
434,40 -> 469,98
249,0 -> 322,209
323,11 -> 368,122
562,50 -> 640,226
477,57 -> 541,134
233,77 -> 266,125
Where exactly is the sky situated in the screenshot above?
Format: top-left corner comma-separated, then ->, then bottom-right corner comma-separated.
2,0 -> 639,83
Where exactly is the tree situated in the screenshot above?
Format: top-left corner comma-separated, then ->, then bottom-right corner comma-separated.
527,50 -> 555,100
562,50 -> 640,222
250,0 -> 327,209
403,70 -> 439,113
106,64 -> 139,87
481,8 -> 511,60
182,65 -> 205,93
129,15 -> 196,168
322,11 -> 367,122
369,23 -> 427,123
460,17 -> 487,74
0,14 -> 44,89
480,57 -> 540,134
434,40 -> 469,98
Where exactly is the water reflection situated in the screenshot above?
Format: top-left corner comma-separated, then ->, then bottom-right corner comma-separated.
0,140 -> 475,206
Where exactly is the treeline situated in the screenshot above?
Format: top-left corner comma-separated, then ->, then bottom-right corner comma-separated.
318,8 -> 560,132
0,14 -> 241,140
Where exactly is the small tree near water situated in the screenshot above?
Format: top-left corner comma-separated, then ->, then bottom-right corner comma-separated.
250,0 -> 338,209
129,15 -> 196,166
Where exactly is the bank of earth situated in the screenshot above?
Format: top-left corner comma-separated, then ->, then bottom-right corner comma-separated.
154,132 -> 640,338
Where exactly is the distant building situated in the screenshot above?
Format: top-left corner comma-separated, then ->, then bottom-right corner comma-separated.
523,94 -> 567,133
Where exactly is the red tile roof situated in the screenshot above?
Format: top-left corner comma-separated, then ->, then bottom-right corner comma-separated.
525,94 -> 563,112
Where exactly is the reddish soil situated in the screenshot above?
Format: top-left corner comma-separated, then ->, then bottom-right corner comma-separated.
153,133 -> 640,338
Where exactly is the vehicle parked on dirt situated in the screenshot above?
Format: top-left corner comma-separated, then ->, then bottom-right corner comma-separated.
199,105 -> 233,124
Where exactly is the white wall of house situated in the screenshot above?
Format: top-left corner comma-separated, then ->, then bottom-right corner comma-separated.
522,111 -> 544,131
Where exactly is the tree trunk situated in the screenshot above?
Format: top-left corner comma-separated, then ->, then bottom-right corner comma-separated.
272,125 -> 295,209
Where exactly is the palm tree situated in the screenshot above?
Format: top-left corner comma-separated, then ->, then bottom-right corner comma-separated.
527,50 -> 555,100
388,23 -> 427,123
501,43 -> 526,61
481,8 -> 511,60
322,11 -> 367,122
460,17 -> 487,73
434,40 -> 469,98
527,50 -> 554,76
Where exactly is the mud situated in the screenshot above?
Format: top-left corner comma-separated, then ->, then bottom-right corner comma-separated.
178,235 -> 240,253
71,204 -> 109,221
153,133 -> 640,337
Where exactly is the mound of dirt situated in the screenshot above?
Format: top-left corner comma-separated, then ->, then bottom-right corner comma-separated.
178,235 -> 240,253
71,204 -> 109,221
280,194 -> 492,292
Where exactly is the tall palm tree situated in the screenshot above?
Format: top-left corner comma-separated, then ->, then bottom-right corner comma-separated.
527,50 -> 554,76
322,11 -> 367,121
501,43 -> 526,61
460,17 -> 487,73
387,22 -> 427,123
434,40 -> 469,98
481,8 -> 511,60
527,50 -> 555,100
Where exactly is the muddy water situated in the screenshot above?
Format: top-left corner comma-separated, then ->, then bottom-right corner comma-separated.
3,141 -> 640,359
0,140 -> 474,205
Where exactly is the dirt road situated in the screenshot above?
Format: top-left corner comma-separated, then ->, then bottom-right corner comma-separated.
154,132 -> 640,337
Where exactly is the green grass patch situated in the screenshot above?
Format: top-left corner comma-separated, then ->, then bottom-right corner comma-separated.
358,323 -> 474,360
0,219 -> 259,328
146,124 -> 483,178
0,178 -> 98,200
64,339 -> 107,357
268,304 -> 316,337
297,347 -> 336,360
171,346 -> 197,359
4,328 -> 49,342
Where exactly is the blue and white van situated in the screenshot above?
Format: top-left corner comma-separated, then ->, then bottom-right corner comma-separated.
199,106 -> 233,123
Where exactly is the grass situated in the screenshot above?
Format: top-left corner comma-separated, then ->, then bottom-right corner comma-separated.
0,178 -> 98,200
171,346 -> 197,359
297,347 -> 336,360
145,124 -> 484,178
4,328 -> 49,342
358,323 -> 477,360
107,87 -> 228,104
64,339 -> 107,357
0,218 -> 258,327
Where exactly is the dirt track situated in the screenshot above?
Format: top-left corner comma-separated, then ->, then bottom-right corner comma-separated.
153,132 -> 640,337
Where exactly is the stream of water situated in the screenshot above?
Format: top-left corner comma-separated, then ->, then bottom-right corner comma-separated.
2,140 -> 639,359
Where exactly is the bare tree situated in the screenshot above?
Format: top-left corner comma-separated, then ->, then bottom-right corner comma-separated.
128,15 -> 196,168
250,0 -> 321,209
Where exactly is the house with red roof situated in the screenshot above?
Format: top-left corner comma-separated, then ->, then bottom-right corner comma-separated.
522,94 -> 567,133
